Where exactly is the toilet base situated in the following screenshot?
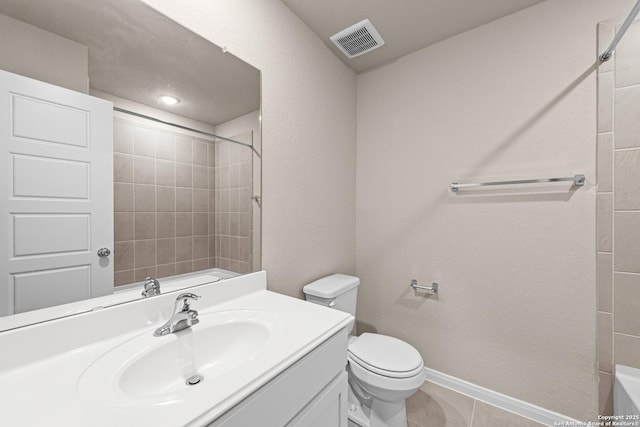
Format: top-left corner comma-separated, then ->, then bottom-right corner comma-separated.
347,381 -> 371,427
347,380 -> 409,427
370,398 -> 407,427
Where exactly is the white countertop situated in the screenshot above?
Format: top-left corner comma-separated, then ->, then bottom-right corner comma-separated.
0,268 -> 235,332
0,271 -> 353,426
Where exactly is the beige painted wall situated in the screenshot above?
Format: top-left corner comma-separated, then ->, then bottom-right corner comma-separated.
356,0 -> 634,420
0,13 -> 88,93
143,0 -> 357,297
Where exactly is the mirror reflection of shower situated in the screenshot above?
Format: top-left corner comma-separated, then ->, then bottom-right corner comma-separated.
111,106 -> 260,287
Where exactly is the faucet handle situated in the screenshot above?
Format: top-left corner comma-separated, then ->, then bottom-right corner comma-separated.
177,292 -> 200,301
175,293 -> 200,311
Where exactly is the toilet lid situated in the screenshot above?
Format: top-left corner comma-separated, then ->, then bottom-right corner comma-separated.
348,333 -> 423,379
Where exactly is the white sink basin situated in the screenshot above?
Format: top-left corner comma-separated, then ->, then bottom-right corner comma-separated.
77,309 -> 282,406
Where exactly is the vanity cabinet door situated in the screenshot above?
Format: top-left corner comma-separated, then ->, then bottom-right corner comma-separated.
287,371 -> 348,427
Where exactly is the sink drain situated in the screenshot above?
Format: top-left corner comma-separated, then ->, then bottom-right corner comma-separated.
186,375 -> 204,386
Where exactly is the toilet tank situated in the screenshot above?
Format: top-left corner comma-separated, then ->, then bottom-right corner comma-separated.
303,274 -> 359,332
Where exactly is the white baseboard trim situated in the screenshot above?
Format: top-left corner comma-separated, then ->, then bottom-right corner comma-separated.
424,368 -> 582,427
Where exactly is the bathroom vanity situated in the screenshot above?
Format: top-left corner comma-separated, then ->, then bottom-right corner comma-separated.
0,271 -> 353,426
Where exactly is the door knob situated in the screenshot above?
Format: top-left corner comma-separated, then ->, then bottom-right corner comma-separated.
97,247 -> 111,257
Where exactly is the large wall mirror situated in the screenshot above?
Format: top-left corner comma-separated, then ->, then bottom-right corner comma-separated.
0,0 -> 261,330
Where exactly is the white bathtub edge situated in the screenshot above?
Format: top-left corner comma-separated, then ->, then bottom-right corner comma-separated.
614,364 -> 640,418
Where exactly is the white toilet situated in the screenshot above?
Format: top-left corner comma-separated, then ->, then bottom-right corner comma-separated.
303,274 -> 425,427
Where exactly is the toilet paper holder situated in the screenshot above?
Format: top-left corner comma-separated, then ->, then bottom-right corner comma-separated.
410,279 -> 438,294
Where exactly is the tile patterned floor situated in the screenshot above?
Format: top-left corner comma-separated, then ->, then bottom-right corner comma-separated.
406,382 -> 545,427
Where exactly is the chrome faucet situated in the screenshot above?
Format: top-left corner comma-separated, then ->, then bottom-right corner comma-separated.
142,277 -> 161,297
154,293 -> 201,337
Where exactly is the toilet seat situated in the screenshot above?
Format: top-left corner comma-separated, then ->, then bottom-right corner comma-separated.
348,333 -> 424,379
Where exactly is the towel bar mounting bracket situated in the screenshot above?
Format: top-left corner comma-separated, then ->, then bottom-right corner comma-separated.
410,279 -> 438,294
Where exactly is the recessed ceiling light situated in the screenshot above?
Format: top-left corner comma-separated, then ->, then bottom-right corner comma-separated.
158,94 -> 180,105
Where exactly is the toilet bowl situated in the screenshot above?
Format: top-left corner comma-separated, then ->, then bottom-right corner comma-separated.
303,274 -> 425,427
347,333 -> 425,427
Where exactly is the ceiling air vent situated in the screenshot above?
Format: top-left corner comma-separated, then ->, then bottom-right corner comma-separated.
330,19 -> 385,59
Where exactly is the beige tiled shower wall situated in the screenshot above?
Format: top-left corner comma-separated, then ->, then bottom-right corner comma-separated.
597,20 -> 640,416
214,132 -> 253,274
112,117 -> 217,286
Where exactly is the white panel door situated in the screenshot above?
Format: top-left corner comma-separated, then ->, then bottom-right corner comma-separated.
0,70 -> 113,316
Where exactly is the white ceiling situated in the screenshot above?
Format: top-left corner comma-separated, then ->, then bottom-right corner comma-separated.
0,0 -> 547,122
281,0 -> 546,73
0,0 -> 260,127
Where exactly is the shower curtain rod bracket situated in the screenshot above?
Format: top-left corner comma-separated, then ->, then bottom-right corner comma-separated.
599,0 -> 640,63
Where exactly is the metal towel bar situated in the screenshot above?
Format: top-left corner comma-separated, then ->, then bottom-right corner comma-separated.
450,174 -> 585,193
